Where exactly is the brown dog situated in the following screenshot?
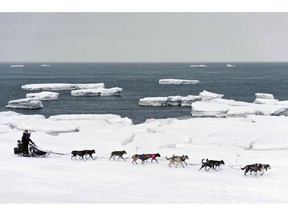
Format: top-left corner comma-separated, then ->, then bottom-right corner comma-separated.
132,154 -> 146,164
109,150 -> 127,161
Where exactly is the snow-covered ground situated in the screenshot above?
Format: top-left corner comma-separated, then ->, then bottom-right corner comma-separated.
1,111 -> 288,204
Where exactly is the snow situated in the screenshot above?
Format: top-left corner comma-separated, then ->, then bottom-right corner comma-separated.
1,111 -> 288,203
26,91 -> 59,100
6,98 -> 43,109
22,83 -> 105,91
159,79 -> 200,84
71,87 -> 123,96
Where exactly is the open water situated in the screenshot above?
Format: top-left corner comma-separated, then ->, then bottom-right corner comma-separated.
1,62 -> 288,124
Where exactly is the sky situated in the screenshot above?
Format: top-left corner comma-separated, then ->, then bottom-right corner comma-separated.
1,12 -> 288,62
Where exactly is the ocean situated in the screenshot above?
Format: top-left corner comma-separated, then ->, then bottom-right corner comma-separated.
1,62 -> 288,124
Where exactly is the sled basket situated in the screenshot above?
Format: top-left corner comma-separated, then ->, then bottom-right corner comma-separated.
29,145 -> 50,157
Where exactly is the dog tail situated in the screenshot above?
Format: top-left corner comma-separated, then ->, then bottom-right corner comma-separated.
166,156 -> 171,160
241,167 -> 245,170
201,159 -> 205,163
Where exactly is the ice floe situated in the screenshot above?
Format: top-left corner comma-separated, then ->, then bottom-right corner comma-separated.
139,95 -> 202,107
189,64 -> 207,67
71,87 -> 123,96
22,83 -> 105,91
26,91 -> 59,100
159,79 -> 200,85
10,65 -> 25,67
6,98 -> 43,109
191,92 -> 288,117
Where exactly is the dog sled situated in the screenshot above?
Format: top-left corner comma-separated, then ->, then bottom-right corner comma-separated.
14,140 -> 65,157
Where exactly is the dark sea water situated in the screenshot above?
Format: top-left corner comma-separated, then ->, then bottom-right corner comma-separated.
1,62 -> 288,124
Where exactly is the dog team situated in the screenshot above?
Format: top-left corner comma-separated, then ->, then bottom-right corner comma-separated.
70,149 -> 271,176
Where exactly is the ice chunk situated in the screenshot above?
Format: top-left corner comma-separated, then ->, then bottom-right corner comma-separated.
180,95 -> 202,106
159,79 -> 200,84
139,97 -> 168,106
254,98 -> 279,105
10,65 -> 24,67
139,95 -> 201,106
192,97 -> 288,118
22,83 -> 105,91
6,98 -> 43,109
255,93 -> 274,100
199,90 -> 224,101
26,91 -> 59,100
191,101 -> 229,117
49,114 -> 124,121
71,87 -> 123,96
167,96 -> 182,106
226,64 -> 235,67
189,64 -> 207,67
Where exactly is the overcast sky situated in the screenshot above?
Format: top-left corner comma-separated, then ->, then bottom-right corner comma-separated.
1,13 -> 288,62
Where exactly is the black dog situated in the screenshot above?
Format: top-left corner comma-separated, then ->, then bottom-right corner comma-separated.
109,150 -> 127,161
199,159 -> 215,171
71,149 -> 96,160
206,158 -> 225,170
71,150 -> 86,160
84,149 -> 96,160
241,163 -> 271,176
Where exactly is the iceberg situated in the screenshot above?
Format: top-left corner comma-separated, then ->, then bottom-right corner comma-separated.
71,87 -> 123,96
26,91 -> 59,101
226,64 -> 235,67
159,79 -> 200,85
6,98 -> 43,109
22,83 -> 105,91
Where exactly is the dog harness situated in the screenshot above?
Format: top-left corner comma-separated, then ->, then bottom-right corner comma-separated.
151,154 -> 156,159
139,154 -> 145,160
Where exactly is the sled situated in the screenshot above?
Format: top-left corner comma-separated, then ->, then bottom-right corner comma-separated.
14,141 -> 65,157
